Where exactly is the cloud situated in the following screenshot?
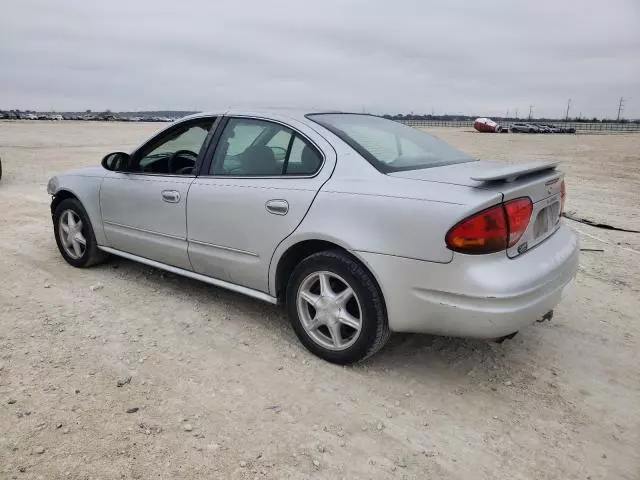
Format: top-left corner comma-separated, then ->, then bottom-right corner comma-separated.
1,0 -> 638,117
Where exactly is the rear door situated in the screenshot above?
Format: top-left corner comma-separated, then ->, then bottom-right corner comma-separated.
187,115 -> 334,292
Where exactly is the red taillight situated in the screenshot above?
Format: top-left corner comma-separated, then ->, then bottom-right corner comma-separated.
446,197 -> 533,254
560,180 -> 566,214
504,198 -> 533,247
445,204 -> 507,254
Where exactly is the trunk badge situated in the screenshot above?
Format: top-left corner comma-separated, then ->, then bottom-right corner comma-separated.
518,242 -> 529,254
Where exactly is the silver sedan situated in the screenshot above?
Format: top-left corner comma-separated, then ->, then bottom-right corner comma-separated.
47,110 -> 579,364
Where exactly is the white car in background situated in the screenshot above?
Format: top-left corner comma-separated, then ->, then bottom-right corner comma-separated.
47,110 -> 579,364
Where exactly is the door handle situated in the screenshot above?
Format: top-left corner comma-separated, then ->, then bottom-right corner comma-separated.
161,190 -> 181,203
265,199 -> 289,215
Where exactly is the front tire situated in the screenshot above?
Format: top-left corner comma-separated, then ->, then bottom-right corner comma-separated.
286,250 -> 390,364
53,198 -> 107,268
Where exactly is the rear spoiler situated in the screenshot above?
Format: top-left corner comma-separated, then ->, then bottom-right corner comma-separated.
470,161 -> 559,183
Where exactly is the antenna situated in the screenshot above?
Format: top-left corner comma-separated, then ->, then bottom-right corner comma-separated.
616,97 -> 625,121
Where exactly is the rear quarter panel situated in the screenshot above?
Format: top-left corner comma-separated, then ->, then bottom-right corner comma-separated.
292,187 -> 461,262
268,169 -> 503,294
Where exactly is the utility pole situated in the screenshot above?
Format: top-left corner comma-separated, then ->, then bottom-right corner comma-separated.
528,105 -> 533,120
616,97 -> 624,121
565,98 -> 571,121
515,108 -> 518,119
506,109 -> 509,118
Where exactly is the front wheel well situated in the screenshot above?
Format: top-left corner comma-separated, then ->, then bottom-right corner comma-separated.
50,190 -> 79,215
274,240 -> 386,311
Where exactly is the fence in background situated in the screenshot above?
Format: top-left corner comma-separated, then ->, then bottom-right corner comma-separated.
398,119 -> 640,132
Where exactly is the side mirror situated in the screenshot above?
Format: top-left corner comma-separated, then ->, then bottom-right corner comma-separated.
101,152 -> 131,172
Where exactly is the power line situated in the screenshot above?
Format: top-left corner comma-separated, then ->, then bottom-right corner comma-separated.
617,97 -> 625,121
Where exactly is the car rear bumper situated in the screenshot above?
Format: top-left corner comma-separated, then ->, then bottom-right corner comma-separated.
356,223 -> 579,338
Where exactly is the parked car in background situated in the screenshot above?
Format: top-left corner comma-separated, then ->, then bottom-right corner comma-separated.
539,124 -> 560,133
510,123 -> 537,133
46,110 -> 579,363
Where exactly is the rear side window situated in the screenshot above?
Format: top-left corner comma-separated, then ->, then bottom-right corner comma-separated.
210,117 -> 322,176
286,136 -> 322,175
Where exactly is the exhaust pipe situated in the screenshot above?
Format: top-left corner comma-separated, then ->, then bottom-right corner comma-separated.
495,332 -> 518,343
495,310 -> 554,343
537,310 -> 554,323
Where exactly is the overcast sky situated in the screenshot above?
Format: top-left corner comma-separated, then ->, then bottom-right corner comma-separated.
1,0 -> 639,118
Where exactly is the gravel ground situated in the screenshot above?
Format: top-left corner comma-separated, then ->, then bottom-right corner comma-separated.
1,121 -> 639,480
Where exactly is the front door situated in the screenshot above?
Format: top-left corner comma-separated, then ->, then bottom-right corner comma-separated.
100,117 -> 216,270
187,116 -> 333,292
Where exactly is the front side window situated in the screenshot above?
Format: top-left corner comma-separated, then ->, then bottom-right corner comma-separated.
210,118 -> 322,176
307,114 -> 475,173
133,119 -> 214,175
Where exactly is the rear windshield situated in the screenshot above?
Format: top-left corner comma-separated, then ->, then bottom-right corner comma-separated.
307,113 -> 475,173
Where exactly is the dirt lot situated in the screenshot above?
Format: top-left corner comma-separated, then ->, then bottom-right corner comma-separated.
1,121 -> 638,480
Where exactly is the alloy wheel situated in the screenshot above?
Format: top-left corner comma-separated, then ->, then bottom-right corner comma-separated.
296,271 -> 363,351
58,209 -> 87,259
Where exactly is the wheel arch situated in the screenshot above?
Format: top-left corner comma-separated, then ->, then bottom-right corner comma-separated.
50,188 -> 80,215
51,188 -> 109,267
271,237 -> 388,316
49,179 -> 107,245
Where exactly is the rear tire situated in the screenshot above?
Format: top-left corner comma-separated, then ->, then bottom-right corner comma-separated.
53,198 -> 107,268
286,250 -> 390,364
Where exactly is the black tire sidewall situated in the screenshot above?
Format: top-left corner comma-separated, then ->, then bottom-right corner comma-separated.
53,198 -> 100,268
286,251 -> 386,364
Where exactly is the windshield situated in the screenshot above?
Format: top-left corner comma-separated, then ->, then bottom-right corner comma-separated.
308,113 -> 475,173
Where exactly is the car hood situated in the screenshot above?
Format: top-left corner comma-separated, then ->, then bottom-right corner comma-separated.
57,165 -> 107,178
47,165 -> 107,194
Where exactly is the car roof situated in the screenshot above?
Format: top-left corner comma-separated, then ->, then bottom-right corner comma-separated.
178,108 -> 363,125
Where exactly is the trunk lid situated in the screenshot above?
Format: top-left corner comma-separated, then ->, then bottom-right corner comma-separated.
389,160 -> 564,257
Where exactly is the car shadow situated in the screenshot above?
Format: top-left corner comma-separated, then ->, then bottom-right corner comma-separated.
101,256 -> 291,329
99,256 -> 533,379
